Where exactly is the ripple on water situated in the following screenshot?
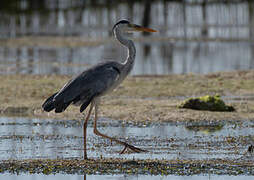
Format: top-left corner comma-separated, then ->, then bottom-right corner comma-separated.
0,116 -> 253,160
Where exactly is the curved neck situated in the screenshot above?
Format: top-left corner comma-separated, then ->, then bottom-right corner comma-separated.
113,27 -> 136,73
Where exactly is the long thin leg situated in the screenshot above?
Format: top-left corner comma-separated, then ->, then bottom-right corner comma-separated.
83,103 -> 94,160
93,100 -> 147,154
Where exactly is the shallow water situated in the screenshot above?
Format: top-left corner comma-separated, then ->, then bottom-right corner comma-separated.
0,116 -> 253,160
1,173 -> 254,180
1,0 -> 254,75
1,41 -> 252,75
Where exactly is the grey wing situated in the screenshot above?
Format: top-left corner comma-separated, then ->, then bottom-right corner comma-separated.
53,65 -> 120,112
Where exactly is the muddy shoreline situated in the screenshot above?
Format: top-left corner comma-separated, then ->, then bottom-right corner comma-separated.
1,71 -> 254,175
1,70 -> 254,122
1,158 -> 254,175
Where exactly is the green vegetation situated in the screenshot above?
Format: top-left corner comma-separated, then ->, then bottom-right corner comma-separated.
185,123 -> 224,133
179,95 -> 235,112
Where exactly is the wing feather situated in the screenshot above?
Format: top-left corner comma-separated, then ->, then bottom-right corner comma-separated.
52,62 -> 120,112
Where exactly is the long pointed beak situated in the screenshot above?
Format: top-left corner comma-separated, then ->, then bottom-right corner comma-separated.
132,24 -> 157,32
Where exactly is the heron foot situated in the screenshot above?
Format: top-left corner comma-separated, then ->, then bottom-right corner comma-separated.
119,142 -> 147,154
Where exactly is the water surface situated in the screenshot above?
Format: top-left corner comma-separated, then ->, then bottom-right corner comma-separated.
1,0 -> 254,75
0,117 -> 253,161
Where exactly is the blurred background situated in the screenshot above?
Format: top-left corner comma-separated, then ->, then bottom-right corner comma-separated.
0,0 -> 254,75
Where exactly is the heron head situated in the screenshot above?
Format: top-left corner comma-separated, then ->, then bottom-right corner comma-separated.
113,19 -> 157,34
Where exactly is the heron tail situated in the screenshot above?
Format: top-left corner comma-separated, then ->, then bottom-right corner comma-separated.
80,95 -> 95,113
54,101 -> 71,113
42,92 -> 57,112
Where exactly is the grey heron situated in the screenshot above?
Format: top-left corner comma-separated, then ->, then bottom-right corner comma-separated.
42,20 -> 157,159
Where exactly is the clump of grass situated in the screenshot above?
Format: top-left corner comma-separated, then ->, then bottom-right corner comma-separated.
178,95 -> 235,112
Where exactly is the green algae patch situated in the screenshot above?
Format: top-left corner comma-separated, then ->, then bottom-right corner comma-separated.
0,159 -> 254,175
179,95 -> 235,112
185,123 -> 224,134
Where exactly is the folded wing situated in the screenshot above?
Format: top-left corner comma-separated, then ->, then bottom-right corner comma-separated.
42,62 -> 120,113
